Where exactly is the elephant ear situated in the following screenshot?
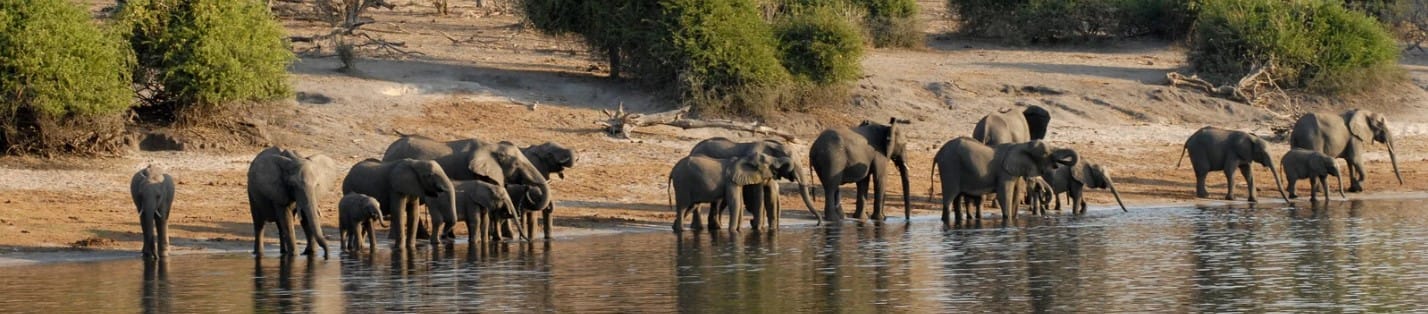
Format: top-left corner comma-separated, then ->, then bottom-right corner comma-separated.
1070,163 -> 1090,186
1346,111 -> 1371,142
466,146 -> 506,185
731,155 -> 770,186
1001,143 -> 1036,177
1023,105 -> 1051,140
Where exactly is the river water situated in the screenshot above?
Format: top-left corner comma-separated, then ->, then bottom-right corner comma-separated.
2,199 -> 1428,312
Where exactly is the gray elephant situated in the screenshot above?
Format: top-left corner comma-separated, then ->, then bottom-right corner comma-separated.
1281,148 -> 1346,202
1043,159 -> 1128,214
439,180 -> 520,245
690,137 -> 821,230
931,137 -> 1074,225
668,154 -> 778,233
1177,126 -> 1289,203
338,193 -> 386,253
1289,109 -> 1402,192
382,135 -> 552,238
247,147 -> 337,257
341,158 -> 457,249
809,118 -> 912,222
972,105 -> 1051,145
131,165 -> 175,260
518,141 -> 575,240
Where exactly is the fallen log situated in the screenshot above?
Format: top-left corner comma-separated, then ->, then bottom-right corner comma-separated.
595,103 -> 798,142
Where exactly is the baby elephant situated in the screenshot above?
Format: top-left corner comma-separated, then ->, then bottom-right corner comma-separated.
131,165 -> 175,260
339,193 -> 386,253
441,180 -> 520,245
1043,160 -> 1128,214
1281,148 -> 1346,202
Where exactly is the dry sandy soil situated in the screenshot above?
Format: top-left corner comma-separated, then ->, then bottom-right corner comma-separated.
3,0 -> 1428,265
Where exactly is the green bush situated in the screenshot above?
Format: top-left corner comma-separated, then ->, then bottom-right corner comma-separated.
120,0 -> 294,122
948,0 -> 1195,44
857,0 -> 921,47
1190,0 -> 1401,94
776,6 -> 865,85
661,0 -> 792,116
0,0 -> 134,153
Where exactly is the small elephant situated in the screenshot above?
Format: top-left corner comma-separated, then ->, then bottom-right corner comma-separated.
247,147 -> 337,257
931,137 -> 1076,226
1281,148 -> 1346,202
809,118 -> 913,222
1290,109 -> 1402,192
439,180 -> 521,245
1177,126 -> 1289,203
1043,160 -> 1128,214
341,158 -> 456,249
668,154 -> 778,233
131,165 -> 175,260
518,141 -> 575,240
972,105 -> 1051,145
690,137 -> 821,230
338,193 -> 386,253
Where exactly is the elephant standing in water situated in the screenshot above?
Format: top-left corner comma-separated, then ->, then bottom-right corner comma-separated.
342,158 -> 457,249
1290,109 -> 1402,192
382,135 -> 551,239
930,137 -> 1075,226
1177,126 -> 1289,203
338,193 -> 386,253
131,165 -> 175,260
519,142 -> 576,240
1042,159 -> 1128,214
809,118 -> 913,222
439,180 -> 520,245
668,154 -> 778,233
1281,148 -> 1346,202
689,137 -> 821,230
247,147 -> 337,257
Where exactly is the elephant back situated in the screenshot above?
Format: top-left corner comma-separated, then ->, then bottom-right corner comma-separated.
973,110 -> 1031,146
1289,112 -> 1344,154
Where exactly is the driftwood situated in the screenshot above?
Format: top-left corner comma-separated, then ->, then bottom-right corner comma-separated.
595,104 -> 797,142
1166,62 -> 1280,105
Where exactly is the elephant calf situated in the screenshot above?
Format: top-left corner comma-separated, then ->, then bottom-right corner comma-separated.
440,180 -> 520,245
342,158 -> 457,250
1042,160 -> 1128,214
131,165 -> 175,260
339,193 -> 386,253
1281,148 -> 1346,202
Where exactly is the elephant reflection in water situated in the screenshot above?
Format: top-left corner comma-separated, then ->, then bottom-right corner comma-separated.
141,260 -> 170,314
252,256 -> 317,313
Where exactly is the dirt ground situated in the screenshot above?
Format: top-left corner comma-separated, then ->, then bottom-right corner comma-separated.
3,0 -> 1428,264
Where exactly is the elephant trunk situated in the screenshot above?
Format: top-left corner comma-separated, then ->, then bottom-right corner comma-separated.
1106,179 -> 1128,212
295,189 -> 328,256
793,167 -> 822,225
1387,135 -> 1403,185
377,215 -> 388,228
1336,173 -> 1347,200
895,157 -> 912,220
1267,164 -> 1290,204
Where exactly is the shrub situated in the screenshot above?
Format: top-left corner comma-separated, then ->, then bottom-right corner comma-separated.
0,0 -> 134,154
857,0 -> 921,47
948,0 -> 1195,44
661,0 -> 793,116
775,6 -> 865,85
1189,0 -> 1401,94
119,0 -> 294,123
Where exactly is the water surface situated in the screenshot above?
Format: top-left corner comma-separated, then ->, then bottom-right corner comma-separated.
3,199 -> 1428,312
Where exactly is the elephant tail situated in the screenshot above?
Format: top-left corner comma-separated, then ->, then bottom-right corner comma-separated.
1176,138 -> 1190,169
807,162 -> 820,202
928,160 -> 939,203
667,174 -> 675,214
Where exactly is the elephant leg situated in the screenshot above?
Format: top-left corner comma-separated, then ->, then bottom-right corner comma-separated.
277,207 -> 297,256
252,214 -> 266,257
1286,177 -> 1299,199
854,179 -> 869,221
764,184 -> 779,231
1054,192 -> 1063,211
542,206 -> 554,240
944,194 -> 955,227
1309,177 -> 1320,202
971,195 -> 984,221
1240,164 -> 1257,202
1222,167 -> 1238,201
690,204 -> 704,232
1195,169 -> 1210,199
157,216 -> 170,258
141,212 -> 156,260
823,178 -> 843,221
1347,158 -> 1366,192
387,195 -> 406,250
706,200 -> 722,230
996,180 -> 1017,222
872,172 -> 887,222
745,187 -> 764,232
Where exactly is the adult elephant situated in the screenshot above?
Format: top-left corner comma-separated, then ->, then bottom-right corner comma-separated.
1177,126 -> 1289,203
342,158 -> 457,249
518,141 -> 576,240
668,154 -> 779,233
930,138 -> 1076,226
1289,109 -> 1402,192
809,118 -> 912,222
973,105 -> 1051,145
247,147 -> 338,257
382,135 -> 552,237
690,137 -> 821,230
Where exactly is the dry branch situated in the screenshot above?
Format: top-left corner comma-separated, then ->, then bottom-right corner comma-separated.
1166,62 -> 1280,106
594,104 -> 797,142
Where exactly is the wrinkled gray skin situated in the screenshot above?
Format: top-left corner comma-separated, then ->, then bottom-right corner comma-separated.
382,135 -> 551,239
1025,179 -> 1055,215
247,147 -> 337,258
1043,160 -> 1128,214
341,158 -> 456,250
518,142 -> 575,240
930,137 -> 1075,226
131,165 -> 175,260
438,180 -> 520,245
809,118 -> 913,222
1281,148 -> 1346,202
1177,126 -> 1289,203
1290,110 -> 1402,192
338,193 -> 386,253
502,184 -> 545,239
668,154 -> 777,233
972,105 -> 1051,145
690,137 -> 821,230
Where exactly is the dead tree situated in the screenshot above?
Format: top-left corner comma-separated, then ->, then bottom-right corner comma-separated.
595,104 -> 798,142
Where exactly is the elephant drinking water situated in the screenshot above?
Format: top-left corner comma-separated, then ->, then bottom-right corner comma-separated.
1289,109 -> 1402,193
809,118 -> 913,223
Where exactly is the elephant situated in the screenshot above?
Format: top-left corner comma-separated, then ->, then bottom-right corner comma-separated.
131,165 -> 175,260
809,118 -> 912,222
1281,148 -> 1347,202
689,137 -> 821,230
1043,160 -> 1128,214
438,180 -> 520,245
1289,109 -> 1402,192
931,137 -> 1074,225
1177,126 -> 1289,203
972,105 -> 1051,145
518,141 -> 576,240
247,147 -> 337,257
382,135 -> 551,238
341,158 -> 457,249
668,154 -> 778,233
338,193 -> 386,253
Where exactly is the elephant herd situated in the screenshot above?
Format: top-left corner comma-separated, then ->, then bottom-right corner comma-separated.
123,107 -> 1402,259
